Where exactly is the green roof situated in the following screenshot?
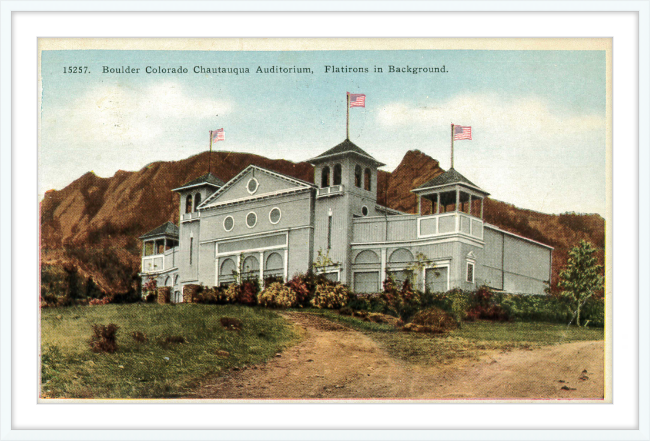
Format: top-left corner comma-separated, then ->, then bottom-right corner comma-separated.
309,139 -> 385,166
173,172 -> 225,191
413,168 -> 487,193
139,222 -> 179,240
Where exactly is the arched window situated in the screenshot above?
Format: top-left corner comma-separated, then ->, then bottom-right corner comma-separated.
354,250 -> 380,264
185,194 -> 193,213
364,168 -> 372,191
333,164 -> 342,186
321,166 -> 330,188
354,165 -> 362,187
194,192 -> 201,211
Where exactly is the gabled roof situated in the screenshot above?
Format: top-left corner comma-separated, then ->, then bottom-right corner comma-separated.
198,165 -> 315,209
413,168 -> 489,195
309,139 -> 385,167
172,172 -> 225,192
139,221 -> 179,240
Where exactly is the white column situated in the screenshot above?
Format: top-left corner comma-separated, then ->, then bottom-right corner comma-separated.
236,254 -> 241,284
380,248 -> 387,283
215,257 -> 220,287
259,251 -> 265,286
417,195 -> 422,216
436,194 -> 441,214
283,249 -> 289,282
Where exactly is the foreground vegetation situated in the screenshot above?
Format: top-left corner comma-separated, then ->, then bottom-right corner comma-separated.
307,309 -> 604,366
40,304 -> 299,399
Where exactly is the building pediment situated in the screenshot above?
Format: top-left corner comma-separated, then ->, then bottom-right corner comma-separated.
199,165 -> 315,210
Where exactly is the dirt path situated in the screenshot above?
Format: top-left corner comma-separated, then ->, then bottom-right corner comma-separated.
187,313 -> 604,400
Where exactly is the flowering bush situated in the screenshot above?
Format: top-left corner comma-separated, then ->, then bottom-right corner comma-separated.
238,281 -> 259,305
311,283 -> 351,309
380,276 -> 421,321
89,297 -> 111,306
286,274 -> 313,306
195,287 -> 230,304
223,283 -> 240,303
142,277 -> 157,298
258,282 -> 299,308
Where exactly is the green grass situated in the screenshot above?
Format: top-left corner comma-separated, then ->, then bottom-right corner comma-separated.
305,309 -> 604,366
40,304 -> 300,399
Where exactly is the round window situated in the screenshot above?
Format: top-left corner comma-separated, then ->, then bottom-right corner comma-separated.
246,212 -> 257,228
269,207 -> 281,224
362,206 -> 369,216
247,178 -> 259,194
223,216 -> 234,231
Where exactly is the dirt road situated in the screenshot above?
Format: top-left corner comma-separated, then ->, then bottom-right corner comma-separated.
188,312 -> 604,400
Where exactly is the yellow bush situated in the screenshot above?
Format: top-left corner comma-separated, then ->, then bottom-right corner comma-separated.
258,282 -> 298,308
311,283 -> 350,309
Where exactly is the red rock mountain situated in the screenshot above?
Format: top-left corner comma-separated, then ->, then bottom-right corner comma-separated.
40,150 -> 604,294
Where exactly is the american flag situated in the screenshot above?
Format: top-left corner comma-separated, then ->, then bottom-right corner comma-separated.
212,128 -> 225,142
348,93 -> 366,108
453,125 -> 472,141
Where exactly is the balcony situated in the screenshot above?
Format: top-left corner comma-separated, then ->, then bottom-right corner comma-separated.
181,211 -> 200,222
316,184 -> 344,199
352,212 -> 483,244
417,212 -> 483,240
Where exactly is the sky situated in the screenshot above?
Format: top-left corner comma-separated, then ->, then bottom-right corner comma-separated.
39,49 -> 607,216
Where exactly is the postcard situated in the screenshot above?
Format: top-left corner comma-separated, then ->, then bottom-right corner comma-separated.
37,38 -> 611,402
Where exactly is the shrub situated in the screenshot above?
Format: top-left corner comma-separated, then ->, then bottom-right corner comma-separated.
195,287 -> 229,304
89,324 -> 119,353
238,280 -> 259,306
220,317 -> 242,331
145,292 -> 156,303
466,286 -> 510,322
286,274 -> 313,306
311,283 -> 351,309
410,307 -> 458,333
182,284 -> 203,303
447,289 -> 471,327
263,275 -> 284,289
157,287 -> 171,304
131,331 -> 147,342
379,276 -> 421,321
258,282 -> 299,308
164,335 -> 186,344
223,283 -> 240,304
143,277 -> 157,296
89,297 -> 111,306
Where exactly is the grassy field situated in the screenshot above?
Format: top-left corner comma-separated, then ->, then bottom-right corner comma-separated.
306,310 -> 604,366
40,304 -> 300,399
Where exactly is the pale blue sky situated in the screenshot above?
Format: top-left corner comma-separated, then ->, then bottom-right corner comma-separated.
40,49 -> 606,216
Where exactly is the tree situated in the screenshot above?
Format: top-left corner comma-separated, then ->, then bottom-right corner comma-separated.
558,240 -> 604,326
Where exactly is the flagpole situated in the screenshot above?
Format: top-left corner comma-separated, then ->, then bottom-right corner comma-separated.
450,124 -> 455,169
208,130 -> 213,175
346,92 -> 350,140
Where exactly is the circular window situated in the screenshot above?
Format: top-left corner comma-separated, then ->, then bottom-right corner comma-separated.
247,178 -> 259,194
246,212 -> 257,228
223,216 -> 234,231
361,206 -> 369,216
269,207 -> 281,224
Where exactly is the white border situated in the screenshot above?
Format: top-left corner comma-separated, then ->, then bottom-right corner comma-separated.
2,5 -> 647,441
246,177 -> 259,195
245,211 -> 257,228
268,207 -> 281,225
223,215 -> 234,232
